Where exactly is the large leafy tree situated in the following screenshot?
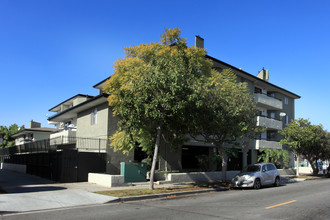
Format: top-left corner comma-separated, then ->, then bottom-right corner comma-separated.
188,69 -> 258,181
103,28 -> 212,189
321,131 -> 330,161
280,118 -> 327,175
0,124 -> 25,148
257,149 -> 290,168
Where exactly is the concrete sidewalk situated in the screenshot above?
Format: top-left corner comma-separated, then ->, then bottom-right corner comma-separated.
0,170 -> 118,213
0,170 -> 208,213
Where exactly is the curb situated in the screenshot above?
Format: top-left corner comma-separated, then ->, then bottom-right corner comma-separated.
106,188 -> 228,203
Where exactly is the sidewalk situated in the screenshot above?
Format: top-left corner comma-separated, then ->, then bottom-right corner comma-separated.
0,169 -> 118,213
0,170 -> 212,213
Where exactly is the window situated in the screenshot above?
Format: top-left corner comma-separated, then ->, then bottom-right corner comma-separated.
267,164 -> 276,171
91,108 -> 97,125
268,92 -> 275,98
267,131 -> 277,141
270,112 -> 275,119
254,87 -> 262,94
284,97 -> 289,105
286,115 -> 289,124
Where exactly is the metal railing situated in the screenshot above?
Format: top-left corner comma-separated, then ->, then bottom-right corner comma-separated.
0,136 -> 108,156
254,91 -> 282,101
256,113 -> 282,121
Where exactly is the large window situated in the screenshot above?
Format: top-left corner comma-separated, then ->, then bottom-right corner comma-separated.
254,87 -> 262,94
91,108 -> 97,125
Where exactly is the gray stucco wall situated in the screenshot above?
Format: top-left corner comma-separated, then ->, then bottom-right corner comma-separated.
33,132 -> 52,141
76,102 -> 109,139
277,94 -> 295,125
158,142 -> 182,171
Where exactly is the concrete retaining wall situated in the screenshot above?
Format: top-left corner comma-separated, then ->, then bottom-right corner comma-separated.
298,167 -> 313,174
1,163 -> 26,173
278,168 -> 296,176
88,173 -> 127,187
165,171 -> 240,183
278,167 -> 313,175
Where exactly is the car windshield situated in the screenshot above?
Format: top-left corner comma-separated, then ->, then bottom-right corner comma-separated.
243,165 -> 261,172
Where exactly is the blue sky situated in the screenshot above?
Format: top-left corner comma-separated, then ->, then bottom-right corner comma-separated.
0,0 -> 329,130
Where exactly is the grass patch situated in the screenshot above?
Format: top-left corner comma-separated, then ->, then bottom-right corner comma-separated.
96,182 -> 229,198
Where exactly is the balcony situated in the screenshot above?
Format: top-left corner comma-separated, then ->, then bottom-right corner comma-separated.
0,136 -> 107,156
251,139 -> 282,150
254,93 -> 283,110
256,116 -> 283,130
50,129 -> 77,145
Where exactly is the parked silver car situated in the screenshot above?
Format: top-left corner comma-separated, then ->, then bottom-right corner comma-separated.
231,163 -> 281,189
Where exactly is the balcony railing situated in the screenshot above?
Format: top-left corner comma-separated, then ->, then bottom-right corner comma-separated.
50,129 -> 77,145
256,115 -> 283,130
50,136 -> 77,146
251,139 -> 282,150
254,92 -> 283,110
0,136 -> 108,156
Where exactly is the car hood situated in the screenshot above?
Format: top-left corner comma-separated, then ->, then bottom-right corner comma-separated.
236,172 -> 258,177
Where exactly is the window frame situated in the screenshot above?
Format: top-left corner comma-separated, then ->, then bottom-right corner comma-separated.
91,108 -> 98,125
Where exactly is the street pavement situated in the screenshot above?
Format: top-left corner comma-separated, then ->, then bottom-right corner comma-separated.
3,176 -> 329,220
0,169 -> 312,214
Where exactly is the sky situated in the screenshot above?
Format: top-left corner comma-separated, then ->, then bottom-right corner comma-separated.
0,0 -> 329,130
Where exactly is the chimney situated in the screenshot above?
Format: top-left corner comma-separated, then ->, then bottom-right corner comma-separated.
257,68 -> 269,82
195,35 -> 204,48
29,120 -> 41,128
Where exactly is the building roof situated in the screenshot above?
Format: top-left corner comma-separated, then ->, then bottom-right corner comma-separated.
206,55 -> 301,99
48,94 -> 109,123
48,94 -> 95,112
93,77 -> 110,90
11,127 -> 58,138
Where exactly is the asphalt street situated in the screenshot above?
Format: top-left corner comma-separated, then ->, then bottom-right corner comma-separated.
3,178 -> 330,220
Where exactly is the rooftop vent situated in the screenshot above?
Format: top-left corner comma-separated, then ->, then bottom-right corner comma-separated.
257,68 -> 269,82
195,35 -> 204,48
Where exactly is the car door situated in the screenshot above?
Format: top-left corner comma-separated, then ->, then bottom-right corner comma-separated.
266,164 -> 277,183
261,164 -> 272,184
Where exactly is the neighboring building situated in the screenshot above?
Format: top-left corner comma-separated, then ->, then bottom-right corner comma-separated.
11,121 -> 57,146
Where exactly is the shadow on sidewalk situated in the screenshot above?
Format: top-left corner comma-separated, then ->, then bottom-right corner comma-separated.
5,185 -> 66,194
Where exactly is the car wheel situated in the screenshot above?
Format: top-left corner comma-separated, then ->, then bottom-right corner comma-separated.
274,177 -> 280,187
254,179 -> 261,189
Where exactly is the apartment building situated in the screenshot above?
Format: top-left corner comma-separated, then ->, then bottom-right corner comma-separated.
2,35 -> 300,182
177,36 -> 300,171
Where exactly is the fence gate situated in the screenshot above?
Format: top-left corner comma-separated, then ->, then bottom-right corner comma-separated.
60,149 -> 78,183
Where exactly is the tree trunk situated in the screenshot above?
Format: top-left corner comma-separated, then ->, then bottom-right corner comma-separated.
219,146 -> 228,182
149,125 -> 161,190
309,159 -> 319,175
295,152 -> 300,176
242,140 -> 249,170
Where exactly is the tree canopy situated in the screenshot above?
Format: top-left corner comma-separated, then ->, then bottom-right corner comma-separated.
280,118 -> 329,175
104,28 -> 258,186
257,149 -> 290,168
103,28 -> 213,189
0,124 -> 24,148
188,69 -> 258,181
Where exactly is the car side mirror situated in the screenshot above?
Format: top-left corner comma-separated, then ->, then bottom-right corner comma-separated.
262,169 -> 266,172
